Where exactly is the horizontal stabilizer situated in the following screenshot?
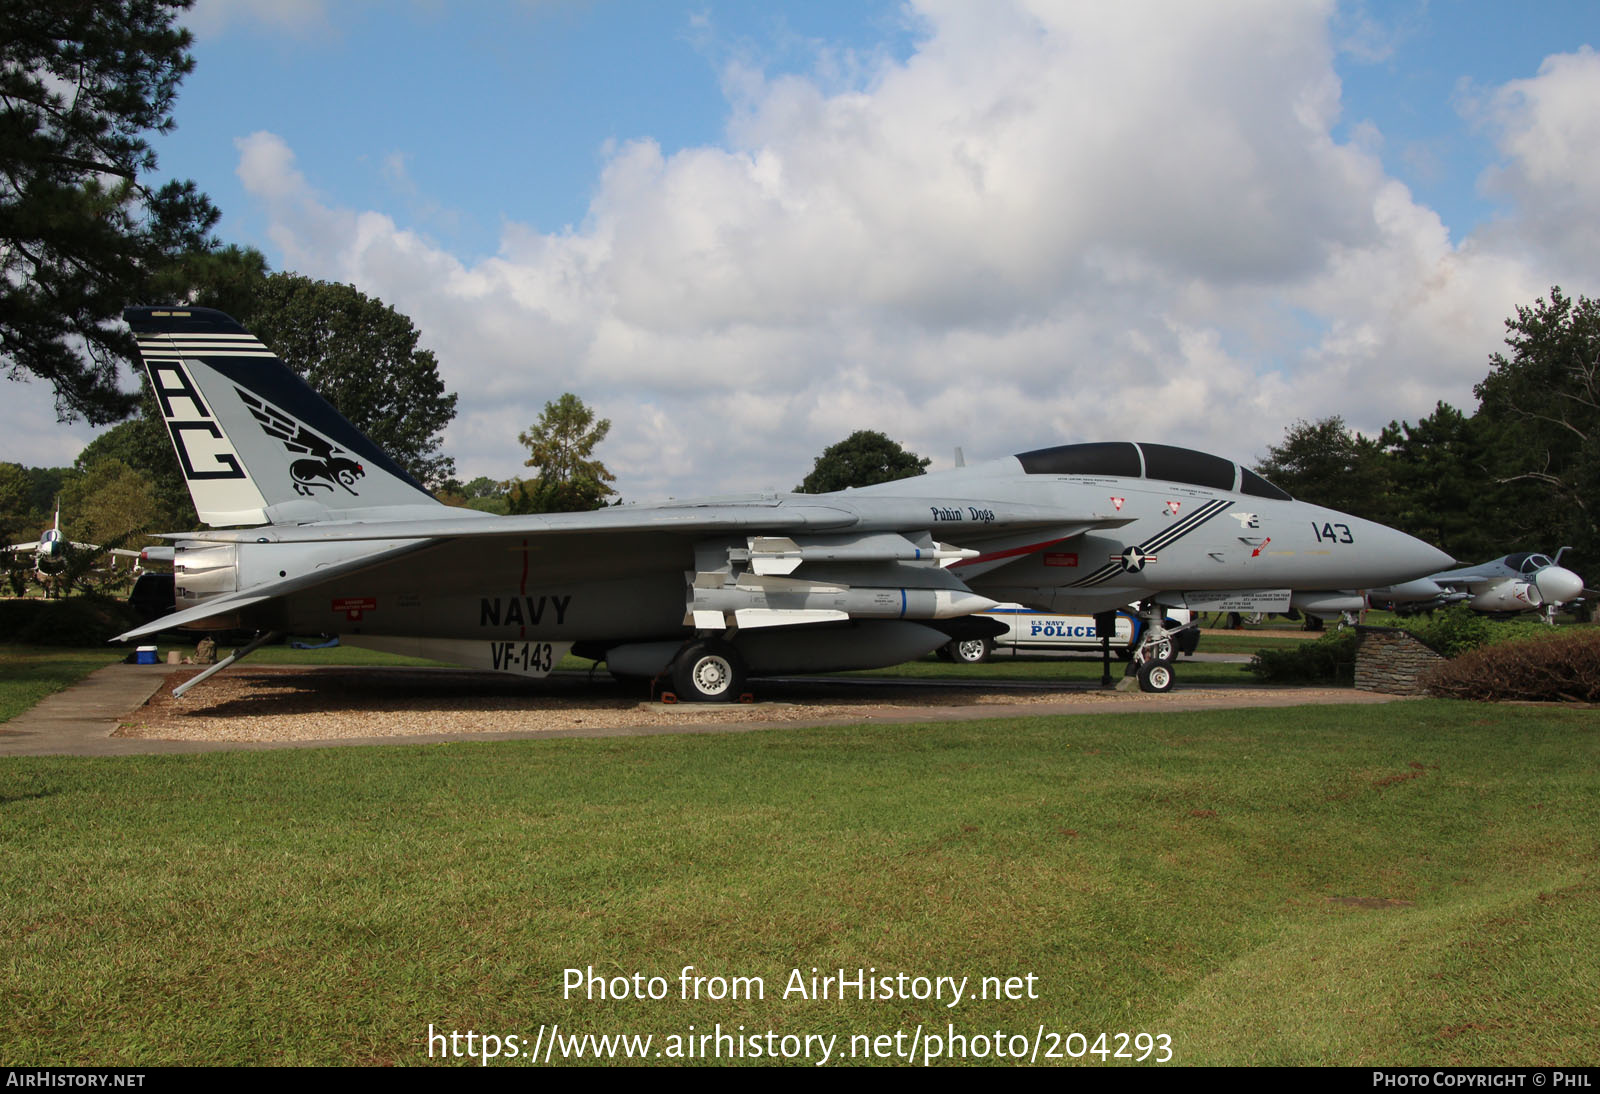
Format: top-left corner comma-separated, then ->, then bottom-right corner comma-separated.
112,539 -> 438,642
112,592 -> 276,642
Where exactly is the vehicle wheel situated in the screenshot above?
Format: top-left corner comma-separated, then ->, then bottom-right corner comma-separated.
670,640 -> 745,702
946,637 -> 991,664
1136,659 -> 1175,693
1136,633 -> 1175,664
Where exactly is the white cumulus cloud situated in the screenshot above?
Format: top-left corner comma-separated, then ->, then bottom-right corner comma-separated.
229,2 -> 1599,500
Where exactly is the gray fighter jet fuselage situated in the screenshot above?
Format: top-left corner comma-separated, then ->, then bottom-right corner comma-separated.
116,307 -> 1453,698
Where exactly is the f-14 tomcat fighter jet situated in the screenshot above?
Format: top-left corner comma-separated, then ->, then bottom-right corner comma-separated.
115,306 -> 1452,698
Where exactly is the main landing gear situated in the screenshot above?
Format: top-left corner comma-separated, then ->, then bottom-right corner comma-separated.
668,638 -> 748,702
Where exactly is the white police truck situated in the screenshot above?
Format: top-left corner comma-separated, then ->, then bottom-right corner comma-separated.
941,605 -> 1199,663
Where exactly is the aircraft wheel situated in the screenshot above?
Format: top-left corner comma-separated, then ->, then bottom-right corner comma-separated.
946,637 -> 991,664
1137,659 -> 1175,693
671,640 -> 745,702
1137,634 -> 1175,664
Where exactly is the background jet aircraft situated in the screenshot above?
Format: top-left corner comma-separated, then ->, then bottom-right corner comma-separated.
7,504 -> 143,584
1366,550 -> 1587,620
7,505 -> 71,571
114,307 -> 1452,697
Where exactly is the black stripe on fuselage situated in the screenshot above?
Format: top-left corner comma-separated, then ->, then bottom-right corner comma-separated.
1067,497 -> 1234,588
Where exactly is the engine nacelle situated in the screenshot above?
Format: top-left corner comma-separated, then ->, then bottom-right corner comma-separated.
172,543 -> 239,608
1470,581 -> 1541,612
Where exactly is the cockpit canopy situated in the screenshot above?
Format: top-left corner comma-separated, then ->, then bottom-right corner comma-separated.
1014,441 -> 1293,501
1503,552 -> 1554,574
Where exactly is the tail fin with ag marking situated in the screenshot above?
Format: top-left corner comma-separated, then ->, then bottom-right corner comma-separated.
124,306 -> 440,527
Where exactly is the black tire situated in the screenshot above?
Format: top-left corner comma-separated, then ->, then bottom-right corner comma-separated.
1137,659 -> 1175,693
946,637 -> 991,664
670,640 -> 745,702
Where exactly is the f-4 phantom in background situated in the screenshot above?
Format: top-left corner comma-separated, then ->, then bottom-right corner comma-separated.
1366,550 -> 1588,621
114,307 -> 1453,697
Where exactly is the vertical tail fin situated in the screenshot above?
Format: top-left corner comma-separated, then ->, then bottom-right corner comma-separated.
124,306 -> 440,527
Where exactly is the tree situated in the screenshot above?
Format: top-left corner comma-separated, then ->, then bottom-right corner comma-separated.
239,274 -> 459,488
162,242 -> 269,318
511,394 -> 615,513
794,431 -> 931,493
1252,417 -> 1397,525
0,461 -> 30,544
54,457 -> 152,595
437,476 -> 512,515
60,457 -> 154,546
75,418 -> 194,531
1474,286 -> 1600,561
458,475 -> 509,500
2,0 -> 219,423
1378,403 -> 1510,562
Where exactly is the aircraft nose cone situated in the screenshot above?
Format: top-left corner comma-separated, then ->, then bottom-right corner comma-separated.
1388,530 -> 1454,581
1536,566 -> 1584,605
1337,519 -> 1453,588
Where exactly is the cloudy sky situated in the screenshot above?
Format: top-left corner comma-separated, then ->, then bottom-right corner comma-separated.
12,0 -> 1600,501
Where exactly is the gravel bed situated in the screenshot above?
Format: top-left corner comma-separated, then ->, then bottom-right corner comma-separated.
113,666 -> 1379,743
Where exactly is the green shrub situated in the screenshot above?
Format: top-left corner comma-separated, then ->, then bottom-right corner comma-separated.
1247,629 -> 1359,684
0,597 -> 142,647
1404,604 -> 1550,658
1424,628 -> 1600,702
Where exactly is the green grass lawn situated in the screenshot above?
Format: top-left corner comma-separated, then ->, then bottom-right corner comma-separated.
0,647 -> 129,724
1,701 -> 1596,1066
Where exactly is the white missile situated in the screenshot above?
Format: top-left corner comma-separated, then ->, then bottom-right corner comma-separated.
691,578 -> 997,623
744,534 -> 980,575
